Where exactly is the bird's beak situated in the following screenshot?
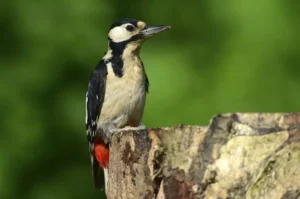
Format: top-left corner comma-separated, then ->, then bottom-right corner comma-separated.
140,25 -> 171,38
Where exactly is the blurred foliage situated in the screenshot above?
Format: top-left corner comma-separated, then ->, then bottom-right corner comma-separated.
0,0 -> 299,198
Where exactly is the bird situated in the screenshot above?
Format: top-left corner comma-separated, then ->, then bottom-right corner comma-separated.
85,18 -> 170,193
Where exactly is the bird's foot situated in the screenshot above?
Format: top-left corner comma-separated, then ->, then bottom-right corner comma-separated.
110,125 -> 148,139
96,122 -> 118,145
96,123 -> 148,144
120,124 -> 148,132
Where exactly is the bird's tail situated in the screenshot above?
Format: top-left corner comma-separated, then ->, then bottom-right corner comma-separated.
92,154 -> 105,189
93,141 -> 109,192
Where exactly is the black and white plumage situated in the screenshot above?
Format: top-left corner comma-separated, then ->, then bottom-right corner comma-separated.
85,59 -> 107,188
85,18 -> 170,193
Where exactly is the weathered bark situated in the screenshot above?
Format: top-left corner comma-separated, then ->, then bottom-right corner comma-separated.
106,113 -> 300,199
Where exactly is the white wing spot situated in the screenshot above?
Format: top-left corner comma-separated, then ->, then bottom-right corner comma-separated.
85,93 -> 88,124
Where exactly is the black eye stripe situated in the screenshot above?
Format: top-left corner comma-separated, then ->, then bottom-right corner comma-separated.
126,25 -> 135,32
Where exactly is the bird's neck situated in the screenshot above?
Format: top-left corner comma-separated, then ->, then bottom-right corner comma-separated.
122,42 -> 142,60
108,40 -> 142,57
104,42 -> 143,77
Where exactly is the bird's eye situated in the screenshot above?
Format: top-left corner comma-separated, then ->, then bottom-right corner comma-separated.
126,25 -> 135,32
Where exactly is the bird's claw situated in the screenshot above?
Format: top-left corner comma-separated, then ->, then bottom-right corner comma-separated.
116,125 -> 148,137
95,122 -> 118,145
121,125 -> 148,132
96,123 -> 148,144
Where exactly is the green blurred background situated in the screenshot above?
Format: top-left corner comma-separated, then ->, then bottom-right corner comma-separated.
0,0 -> 299,198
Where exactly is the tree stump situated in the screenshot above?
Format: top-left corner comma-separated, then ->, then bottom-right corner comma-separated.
106,113 -> 300,199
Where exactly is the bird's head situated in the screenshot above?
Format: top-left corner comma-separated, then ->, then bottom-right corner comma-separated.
107,19 -> 170,54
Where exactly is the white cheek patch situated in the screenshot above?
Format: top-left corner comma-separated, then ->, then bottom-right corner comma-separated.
108,26 -> 133,43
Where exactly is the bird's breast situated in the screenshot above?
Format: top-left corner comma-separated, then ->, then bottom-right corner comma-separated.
99,61 -> 146,127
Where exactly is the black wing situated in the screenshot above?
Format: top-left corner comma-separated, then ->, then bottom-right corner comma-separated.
85,60 -> 107,189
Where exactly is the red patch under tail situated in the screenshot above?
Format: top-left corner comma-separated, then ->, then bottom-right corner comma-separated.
94,141 -> 109,169
94,120 -> 138,169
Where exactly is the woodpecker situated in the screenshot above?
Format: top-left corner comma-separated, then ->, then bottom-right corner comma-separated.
85,18 -> 170,192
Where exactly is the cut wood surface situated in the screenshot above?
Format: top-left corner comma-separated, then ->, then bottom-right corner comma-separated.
106,113 -> 300,199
